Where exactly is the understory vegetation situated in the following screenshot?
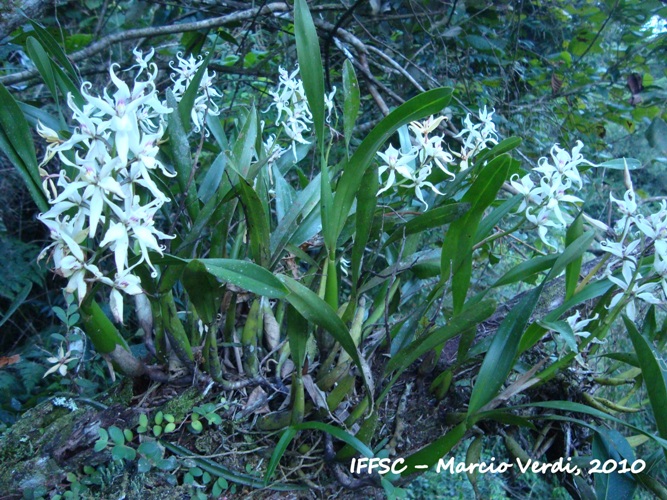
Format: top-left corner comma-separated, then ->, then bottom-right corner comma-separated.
0,0 -> 666,498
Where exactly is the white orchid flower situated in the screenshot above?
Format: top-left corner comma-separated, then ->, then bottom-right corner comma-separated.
376,145 -> 417,195
44,344 -> 77,378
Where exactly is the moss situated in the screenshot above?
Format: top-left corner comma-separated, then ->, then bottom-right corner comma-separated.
159,387 -> 203,422
0,401 -> 72,464
0,399 -> 92,494
194,429 -> 224,454
100,377 -> 135,407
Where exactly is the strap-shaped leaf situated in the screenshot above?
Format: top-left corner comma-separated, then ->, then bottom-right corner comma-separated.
625,315 -> 667,462
197,259 -> 288,298
178,49 -> 214,133
278,274 -> 373,397
25,37 -> 58,104
332,88 -> 453,241
165,90 -> 200,220
265,421 -> 373,485
0,82 -> 48,212
342,60 -> 360,150
565,211 -> 585,299
386,299 -> 496,374
237,177 -> 270,267
270,173 -> 322,267
469,231 -> 598,415
294,0 -> 325,146
520,401 -> 667,451
182,260 -> 226,323
163,440 -> 308,490
384,202 -> 470,248
401,422 -> 467,475
442,155 -> 510,313
29,20 -> 80,85
351,166 -> 379,289
592,429 -> 637,500
229,106 -> 257,178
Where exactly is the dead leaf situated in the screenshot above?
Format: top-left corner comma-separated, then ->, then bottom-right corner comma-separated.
303,374 -> 329,411
244,386 -> 270,414
0,354 -> 20,369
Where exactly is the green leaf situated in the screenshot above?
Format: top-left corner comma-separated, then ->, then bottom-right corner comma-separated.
93,439 -> 107,452
123,428 -> 133,442
401,423 -> 467,475
195,259 -> 288,298
519,278 -> 613,354
270,173 -> 322,267
50,62 -> 84,107
0,81 -> 48,212
178,49 -> 214,133
286,303 -> 308,371
278,274 -> 373,395
342,59 -> 360,149
539,320 -> 578,352
264,427 -> 297,485
565,212 -> 584,300
191,419 -> 203,433
229,106 -> 258,178
468,285 -> 543,416
351,166 -> 379,288
198,152 -> 227,203
162,441 -> 308,490
25,37 -> 58,104
594,158 -> 642,170
165,90 -> 200,220
474,195 -> 521,244
266,421 -> 373,485
108,426 -> 125,445
493,254 -> 559,287
28,21 -> 80,85
384,203 -> 470,248
332,88 -> 453,241
386,300 -> 496,374
237,177 -> 271,266
294,0 -> 325,146
544,231 -> 595,282
137,457 -> 152,473
137,441 -> 160,458
624,315 -> 667,461
0,283 -> 32,329
470,137 -> 522,167
114,444 -> 137,462
359,248 -> 439,294
442,155 -> 510,313
470,230 -> 596,413
182,260 -> 225,323
592,429 -> 637,500
516,401 -> 667,452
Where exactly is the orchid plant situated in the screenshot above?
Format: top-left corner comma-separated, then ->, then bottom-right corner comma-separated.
1,1 -> 666,495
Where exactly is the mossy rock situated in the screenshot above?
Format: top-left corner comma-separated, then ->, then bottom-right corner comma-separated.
0,398 -> 138,495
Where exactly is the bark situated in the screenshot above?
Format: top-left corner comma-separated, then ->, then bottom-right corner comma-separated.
0,0 -> 52,39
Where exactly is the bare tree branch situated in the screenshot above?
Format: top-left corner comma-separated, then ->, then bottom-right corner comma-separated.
0,2 -> 290,87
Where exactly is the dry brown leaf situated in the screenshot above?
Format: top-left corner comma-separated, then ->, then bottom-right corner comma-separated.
244,386 -> 270,414
0,354 -> 20,369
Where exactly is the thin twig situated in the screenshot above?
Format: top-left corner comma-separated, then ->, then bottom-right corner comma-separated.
1,3 -> 291,87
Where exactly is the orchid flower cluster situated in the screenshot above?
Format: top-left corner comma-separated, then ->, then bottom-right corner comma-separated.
36,48 -> 182,323
599,173 -> 667,321
266,65 -> 335,160
510,141 -> 593,249
376,107 -> 499,210
170,52 -> 222,133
